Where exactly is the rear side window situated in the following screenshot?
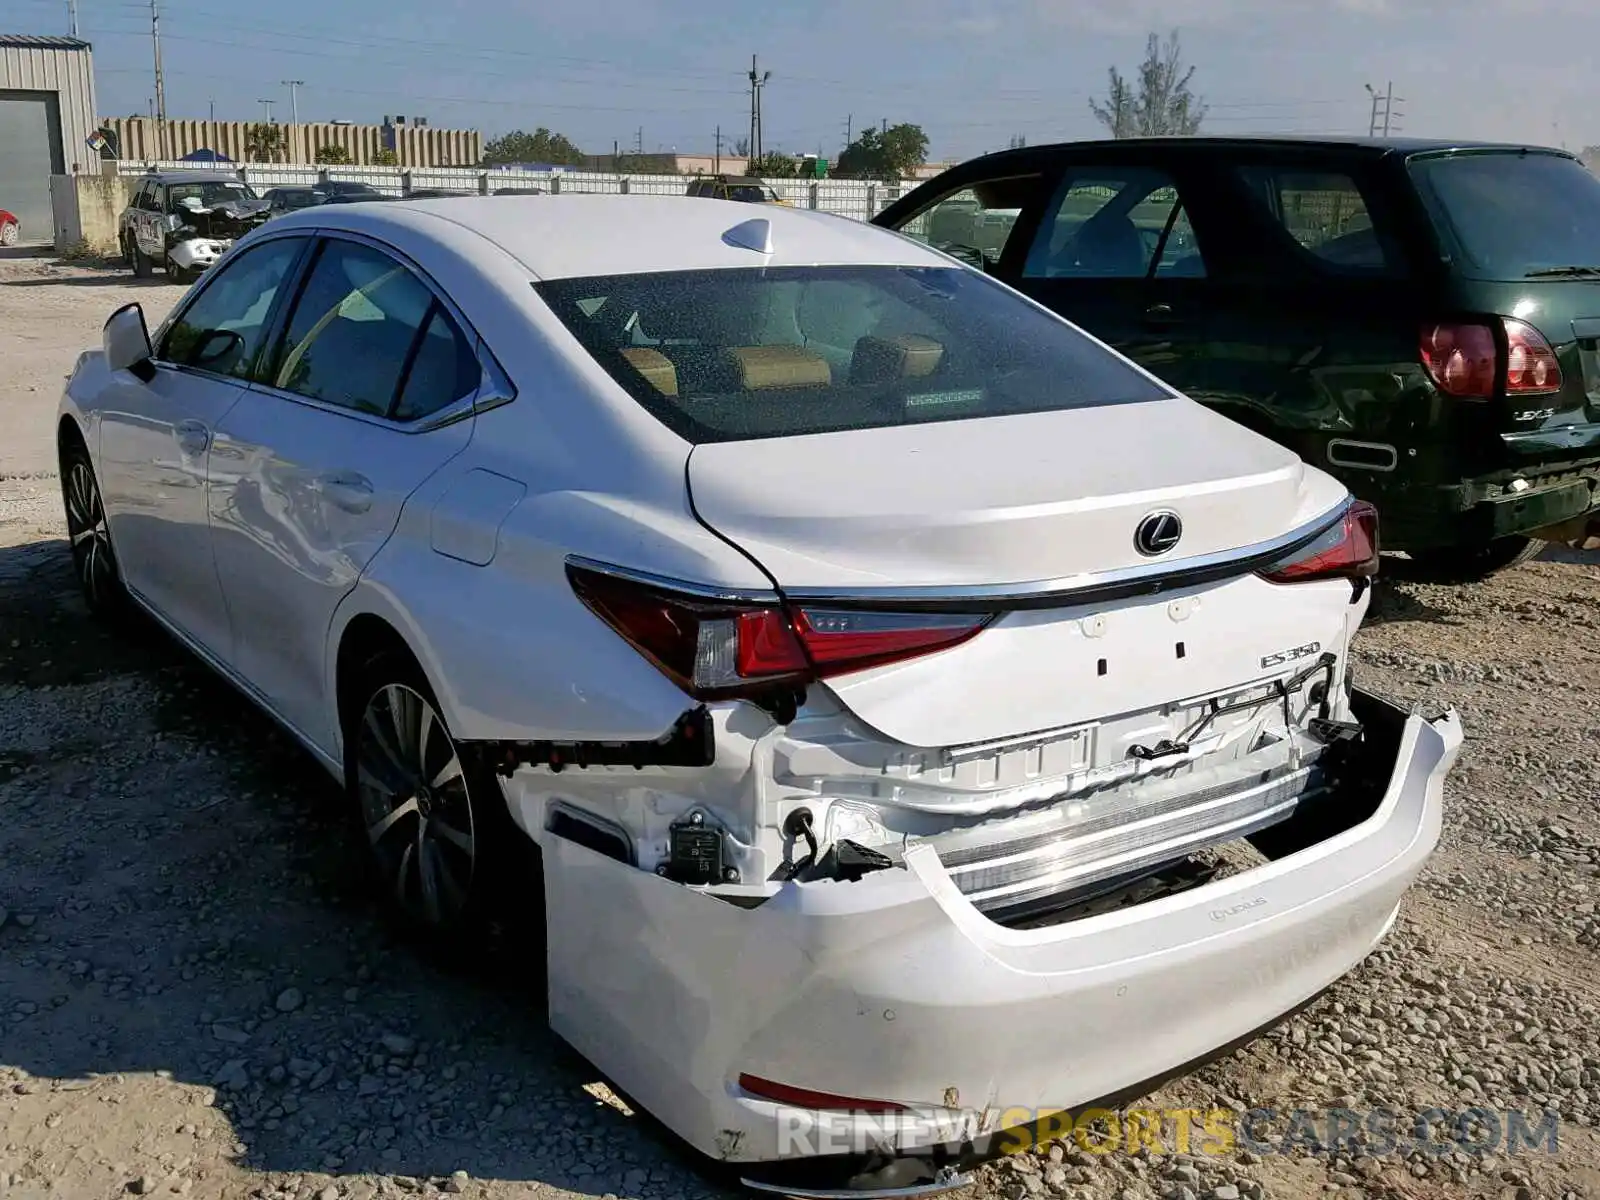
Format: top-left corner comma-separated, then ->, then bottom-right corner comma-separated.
533,265 -> 1171,444
1237,167 -> 1393,272
1408,152 -> 1600,280
1023,168 -> 1205,280
270,240 -> 478,419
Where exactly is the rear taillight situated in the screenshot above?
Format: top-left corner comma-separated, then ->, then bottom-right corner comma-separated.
1503,318 -> 1562,394
737,1073 -> 907,1113
567,564 -> 989,700
1420,318 -> 1562,398
1259,501 -> 1379,583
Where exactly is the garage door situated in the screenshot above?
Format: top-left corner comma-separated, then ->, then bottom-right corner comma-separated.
0,91 -> 64,246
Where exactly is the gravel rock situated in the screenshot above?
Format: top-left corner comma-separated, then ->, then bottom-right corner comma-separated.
275,988 -> 304,1013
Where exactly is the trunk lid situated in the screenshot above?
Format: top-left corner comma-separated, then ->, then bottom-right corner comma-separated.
1497,283 -> 1600,459
687,400 -> 1355,749
686,398 -> 1341,591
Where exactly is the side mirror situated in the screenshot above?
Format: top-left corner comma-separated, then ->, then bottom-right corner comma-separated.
104,303 -> 155,382
191,329 -> 244,371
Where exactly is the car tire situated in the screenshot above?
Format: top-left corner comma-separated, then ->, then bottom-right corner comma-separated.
1405,536 -> 1546,582
0,220 -> 18,247
59,436 -> 127,617
342,650 -> 534,954
165,256 -> 192,286
131,243 -> 153,278
119,233 -> 133,265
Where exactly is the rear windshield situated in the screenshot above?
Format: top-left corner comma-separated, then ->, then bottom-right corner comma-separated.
533,265 -> 1170,443
1409,152 -> 1600,280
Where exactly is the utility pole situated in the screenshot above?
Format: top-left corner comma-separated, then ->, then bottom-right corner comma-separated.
748,55 -> 771,162
150,0 -> 167,159
714,124 -> 722,173
1365,81 -> 1402,137
881,117 -> 888,136
67,0 -> 78,37
259,98 -> 275,123
635,126 -> 643,155
844,114 -> 852,151
282,80 -> 303,163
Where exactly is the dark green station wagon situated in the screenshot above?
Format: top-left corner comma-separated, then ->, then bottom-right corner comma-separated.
874,137 -> 1600,579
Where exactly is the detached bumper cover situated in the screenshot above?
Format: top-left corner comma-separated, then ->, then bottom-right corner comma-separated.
542,691 -> 1462,1171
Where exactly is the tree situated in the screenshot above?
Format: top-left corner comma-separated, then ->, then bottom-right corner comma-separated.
834,124 -> 929,181
244,122 -> 283,163
1089,30 -> 1206,138
372,148 -> 399,166
482,127 -> 586,166
732,138 -> 750,157
747,151 -> 799,178
314,144 -> 351,165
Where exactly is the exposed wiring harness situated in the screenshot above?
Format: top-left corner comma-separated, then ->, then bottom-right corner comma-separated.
1129,653 -> 1341,763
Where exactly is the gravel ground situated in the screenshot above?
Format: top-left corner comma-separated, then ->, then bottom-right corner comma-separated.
4,254 -> 1600,1200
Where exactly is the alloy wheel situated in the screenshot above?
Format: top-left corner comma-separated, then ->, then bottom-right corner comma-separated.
63,458 -> 117,607
355,683 -> 477,930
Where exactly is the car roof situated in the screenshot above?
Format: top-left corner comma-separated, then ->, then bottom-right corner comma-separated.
267,193 -> 951,280
938,135 -> 1575,172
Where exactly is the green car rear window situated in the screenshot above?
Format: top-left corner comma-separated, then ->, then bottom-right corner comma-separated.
1409,152 -> 1600,280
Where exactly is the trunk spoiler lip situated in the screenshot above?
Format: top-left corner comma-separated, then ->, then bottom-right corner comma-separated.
567,496 -> 1356,615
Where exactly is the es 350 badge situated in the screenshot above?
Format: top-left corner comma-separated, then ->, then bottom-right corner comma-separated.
1261,641 -> 1321,669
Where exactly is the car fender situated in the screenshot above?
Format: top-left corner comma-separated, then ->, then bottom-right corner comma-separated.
323,469 -> 772,759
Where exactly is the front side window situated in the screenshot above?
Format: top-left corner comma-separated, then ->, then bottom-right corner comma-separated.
893,180 -> 1034,271
269,239 -> 479,419
534,264 -> 1170,444
1023,168 -> 1206,280
158,237 -> 305,377
1236,167 -> 1392,272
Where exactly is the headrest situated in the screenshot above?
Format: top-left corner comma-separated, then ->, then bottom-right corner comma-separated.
850,334 -> 945,385
618,347 -> 678,397
724,345 -> 831,390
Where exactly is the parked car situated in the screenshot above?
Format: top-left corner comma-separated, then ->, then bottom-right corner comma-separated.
685,173 -> 787,203
875,137 -> 1600,578
62,194 -> 1461,1191
261,187 -> 325,218
318,180 -> 385,201
0,209 -> 19,246
119,171 -> 270,283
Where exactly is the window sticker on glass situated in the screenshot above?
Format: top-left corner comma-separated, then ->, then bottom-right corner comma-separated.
907,388 -> 984,408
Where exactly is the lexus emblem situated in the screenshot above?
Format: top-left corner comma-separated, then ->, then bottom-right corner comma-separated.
1134,510 -> 1183,557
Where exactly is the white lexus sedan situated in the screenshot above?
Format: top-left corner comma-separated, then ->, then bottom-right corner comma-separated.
59,195 -> 1461,1194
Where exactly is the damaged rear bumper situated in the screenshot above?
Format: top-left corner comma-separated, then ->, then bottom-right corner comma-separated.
539,689 -> 1461,1183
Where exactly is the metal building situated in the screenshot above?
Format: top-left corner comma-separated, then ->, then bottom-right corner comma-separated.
1,35 -> 98,245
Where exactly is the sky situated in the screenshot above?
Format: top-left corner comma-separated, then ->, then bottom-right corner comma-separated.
4,0 -> 1598,160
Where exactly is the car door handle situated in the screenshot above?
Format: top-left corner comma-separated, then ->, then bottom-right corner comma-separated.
315,472 -> 374,514
175,420 -> 210,456
1143,303 -> 1183,326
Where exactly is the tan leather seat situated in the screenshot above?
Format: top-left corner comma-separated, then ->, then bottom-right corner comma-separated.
724,345 -> 831,390
618,347 -> 679,397
849,333 -> 945,384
